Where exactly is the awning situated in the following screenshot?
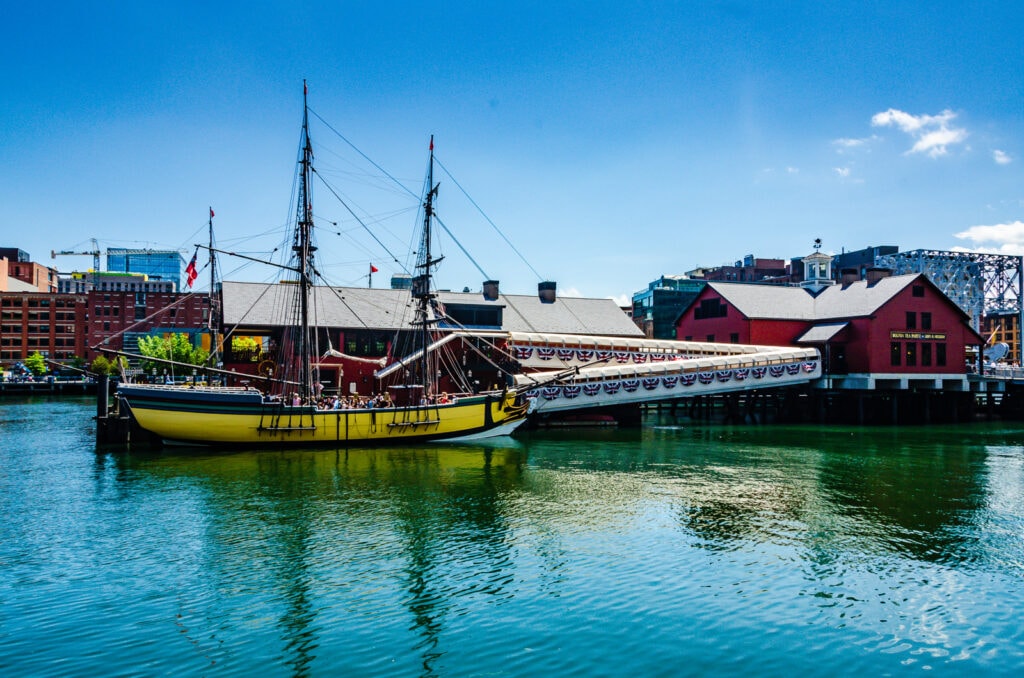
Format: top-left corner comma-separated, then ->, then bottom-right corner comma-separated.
795,321 -> 849,343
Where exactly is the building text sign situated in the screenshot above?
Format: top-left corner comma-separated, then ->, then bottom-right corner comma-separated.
890,331 -> 946,341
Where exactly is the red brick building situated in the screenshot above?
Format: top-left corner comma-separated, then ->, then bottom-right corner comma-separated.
676,270 -> 984,377
2,250 -> 57,293
86,290 -> 211,361
0,293 -> 89,363
1,289 -> 212,367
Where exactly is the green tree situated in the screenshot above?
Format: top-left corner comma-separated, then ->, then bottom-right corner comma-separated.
89,355 -> 128,377
137,333 -> 209,372
90,355 -> 112,376
24,351 -> 47,376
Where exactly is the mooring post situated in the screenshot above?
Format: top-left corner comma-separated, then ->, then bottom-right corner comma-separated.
97,374 -> 109,420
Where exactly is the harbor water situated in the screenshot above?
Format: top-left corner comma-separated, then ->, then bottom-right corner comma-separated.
2,396 -> 1023,676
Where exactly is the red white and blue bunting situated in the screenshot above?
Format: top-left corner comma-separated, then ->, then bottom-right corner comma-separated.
527,360 -> 817,403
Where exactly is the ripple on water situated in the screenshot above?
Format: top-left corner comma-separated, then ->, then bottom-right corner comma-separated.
4,411 -> 1024,675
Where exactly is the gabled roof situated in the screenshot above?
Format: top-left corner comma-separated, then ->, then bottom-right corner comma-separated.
795,322 -> 850,343
704,274 -> 944,321
221,281 -> 643,337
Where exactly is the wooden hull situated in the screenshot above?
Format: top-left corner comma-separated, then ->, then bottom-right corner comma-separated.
117,385 -> 529,447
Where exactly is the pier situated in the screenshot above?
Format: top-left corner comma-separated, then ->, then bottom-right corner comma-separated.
0,377 -> 96,396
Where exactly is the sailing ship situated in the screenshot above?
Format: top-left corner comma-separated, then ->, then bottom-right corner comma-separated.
116,83 -> 531,446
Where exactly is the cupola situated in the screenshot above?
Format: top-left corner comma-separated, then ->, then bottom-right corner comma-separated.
800,238 -> 835,293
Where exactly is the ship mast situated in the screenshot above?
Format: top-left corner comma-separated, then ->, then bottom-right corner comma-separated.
293,80 -> 317,400
414,136 -> 441,396
207,206 -> 219,367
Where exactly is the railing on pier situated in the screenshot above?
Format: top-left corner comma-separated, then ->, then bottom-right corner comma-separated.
509,333 -> 821,412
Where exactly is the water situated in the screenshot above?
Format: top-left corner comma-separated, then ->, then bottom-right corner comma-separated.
2,397 -> 1024,676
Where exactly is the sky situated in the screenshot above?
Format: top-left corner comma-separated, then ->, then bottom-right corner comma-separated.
3,1 -> 1023,305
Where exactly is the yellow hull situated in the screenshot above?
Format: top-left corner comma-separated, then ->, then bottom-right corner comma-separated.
119,386 -> 528,446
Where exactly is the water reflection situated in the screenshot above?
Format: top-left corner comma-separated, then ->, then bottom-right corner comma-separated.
107,443 -> 527,675
83,421 -> 1024,674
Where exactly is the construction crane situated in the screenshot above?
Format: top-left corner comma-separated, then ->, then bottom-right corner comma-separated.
51,238 -> 101,284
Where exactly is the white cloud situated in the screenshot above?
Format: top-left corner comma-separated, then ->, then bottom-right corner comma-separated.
786,167 -> 799,174
871,108 -> 967,158
610,294 -> 631,307
834,167 -> 851,178
832,135 -> 878,153
951,243 -> 1024,256
994,149 -> 1012,165
954,220 -> 1024,254
560,286 -> 584,298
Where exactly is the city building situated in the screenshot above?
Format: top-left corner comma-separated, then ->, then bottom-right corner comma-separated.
0,292 -> 89,363
831,245 -> 899,281
58,271 -> 175,294
696,255 -> 789,283
106,248 -> 184,291
86,290 -> 211,362
1,248 -> 58,293
631,275 -> 705,339
676,252 -> 984,380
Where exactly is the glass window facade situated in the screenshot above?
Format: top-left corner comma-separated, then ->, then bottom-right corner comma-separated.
106,249 -> 183,290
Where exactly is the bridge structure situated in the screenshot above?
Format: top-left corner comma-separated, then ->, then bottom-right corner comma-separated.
505,332 -> 821,413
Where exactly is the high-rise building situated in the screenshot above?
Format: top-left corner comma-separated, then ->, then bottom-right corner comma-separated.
106,249 -> 183,291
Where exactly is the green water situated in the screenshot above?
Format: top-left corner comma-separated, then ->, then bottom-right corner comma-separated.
2,397 -> 1023,676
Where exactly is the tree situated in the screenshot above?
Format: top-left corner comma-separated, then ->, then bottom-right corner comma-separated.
137,333 -> 209,372
90,355 -> 113,376
24,351 -> 47,376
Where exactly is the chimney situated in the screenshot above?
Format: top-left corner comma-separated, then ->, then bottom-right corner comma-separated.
865,267 -> 892,286
840,268 -> 859,287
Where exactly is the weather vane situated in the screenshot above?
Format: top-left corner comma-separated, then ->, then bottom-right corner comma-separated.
813,238 -> 822,251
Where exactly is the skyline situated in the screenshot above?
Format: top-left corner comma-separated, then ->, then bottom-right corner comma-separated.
3,2 -> 1023,304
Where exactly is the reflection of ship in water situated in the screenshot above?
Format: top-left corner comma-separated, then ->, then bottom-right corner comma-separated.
109,443 -> 527,674
96,425 -> 1004,672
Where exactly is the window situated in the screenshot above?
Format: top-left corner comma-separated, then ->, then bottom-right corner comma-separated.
891,342 -> 901,366
684,335 -> 693,341
922,343 -> 932,367
706,334 -> 715,342
694,298 -> 727,320
906,343 -> 917,367
912,285 -> 925,297
103,321 -> 110,331
729,333 -> 740,344
906,312 -> 916,329
936,343 -> 946,366
921,312 -> 932,330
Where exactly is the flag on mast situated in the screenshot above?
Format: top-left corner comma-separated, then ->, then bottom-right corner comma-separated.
185,253 -> 198,288
209,207 -> 215,218
370,264 -> 379,273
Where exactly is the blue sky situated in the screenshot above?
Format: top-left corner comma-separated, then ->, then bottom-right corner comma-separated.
3,2 -> 1022,303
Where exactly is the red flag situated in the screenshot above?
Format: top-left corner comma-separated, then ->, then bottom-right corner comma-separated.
209,207 -> 215,218
185,253 -> 198,288
370,264 -> 379,273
